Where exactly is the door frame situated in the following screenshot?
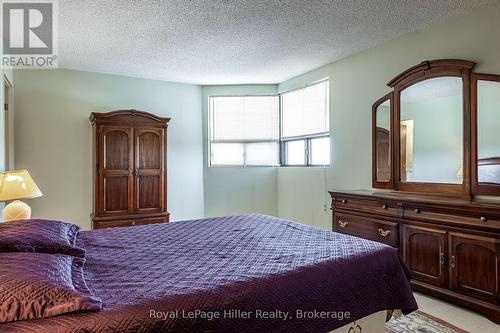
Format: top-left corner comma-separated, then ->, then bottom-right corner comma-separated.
3,75 -> 14,170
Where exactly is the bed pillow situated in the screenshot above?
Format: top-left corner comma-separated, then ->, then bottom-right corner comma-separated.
0,219 -> 85,257
0,252 -> 102,323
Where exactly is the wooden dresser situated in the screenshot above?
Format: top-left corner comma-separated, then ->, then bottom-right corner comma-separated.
90,110 -> 170,229
330,190 -> 500,323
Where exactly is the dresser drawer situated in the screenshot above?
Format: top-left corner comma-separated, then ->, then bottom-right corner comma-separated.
404,206 -> 500,231
333,195 -> 402,218
333,212 -> 399,247
135,217 -> 168,226
93,219 -> 135,229
93,216 -> 168,229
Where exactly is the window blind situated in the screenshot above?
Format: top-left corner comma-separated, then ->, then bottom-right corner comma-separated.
209,95 -> 279,166
210,96 -> 279,141
281,80 -> 329,138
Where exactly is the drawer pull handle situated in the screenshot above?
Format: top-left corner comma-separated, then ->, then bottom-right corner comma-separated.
341,199 -> 347,204
414,208 -> 421,214
480,216 -> 487,223
450,255 -> 456,269
440,252 -> 445,265
338,220 -> 348,228
382,204 -> 388,210
378,228 -> 391,237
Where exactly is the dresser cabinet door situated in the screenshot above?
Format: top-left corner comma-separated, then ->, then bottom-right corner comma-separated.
98,126 -> 134,216
449,232 -> 499,303
402,225 -> 447,287
134,128 -> 165,213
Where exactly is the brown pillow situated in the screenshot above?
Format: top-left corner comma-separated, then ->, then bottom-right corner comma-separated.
0,219 -> 85,257
0,252 -> 102,323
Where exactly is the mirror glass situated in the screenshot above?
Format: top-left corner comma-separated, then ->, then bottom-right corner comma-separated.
400,77 -> 463,184
375,99 -> 391,182
477,80 -> 500,185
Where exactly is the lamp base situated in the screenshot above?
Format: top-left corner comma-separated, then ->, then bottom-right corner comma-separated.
2,200 -> 32,221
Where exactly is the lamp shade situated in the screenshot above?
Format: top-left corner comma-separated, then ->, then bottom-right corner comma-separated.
0,170 -> 43,202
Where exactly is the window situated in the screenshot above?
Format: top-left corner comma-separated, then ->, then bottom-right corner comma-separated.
209,96 -> 279,166
208,80 -> 330,167
281,80 -> 330,166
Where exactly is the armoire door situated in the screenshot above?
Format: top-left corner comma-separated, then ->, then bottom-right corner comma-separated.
449,232 -> 499,303
134,128 -> 165,214
98,126 -> 134,216
402,224 -> 447,287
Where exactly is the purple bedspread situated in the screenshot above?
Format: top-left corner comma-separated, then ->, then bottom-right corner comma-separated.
2,214 -> 417,333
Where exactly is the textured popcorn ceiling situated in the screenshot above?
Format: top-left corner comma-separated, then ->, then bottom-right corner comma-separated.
59,0 -> 489,84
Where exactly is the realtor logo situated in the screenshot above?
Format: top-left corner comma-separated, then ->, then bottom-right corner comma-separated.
1,0 -> 58,68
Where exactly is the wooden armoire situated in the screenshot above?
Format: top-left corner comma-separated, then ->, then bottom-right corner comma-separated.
90,110 -> 170,229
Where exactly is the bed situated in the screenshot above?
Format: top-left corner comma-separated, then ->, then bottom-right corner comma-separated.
1,214 -> 417,332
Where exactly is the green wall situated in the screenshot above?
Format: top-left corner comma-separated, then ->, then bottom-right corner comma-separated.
7,2 -> 500,230
401,95 -> 463,184
375,105 -> 390,130
13,69 -> 204,229
478,80 -> 500,159
0,64 -> 14,212
201,85 -> 278,217
277,3 -> 500,230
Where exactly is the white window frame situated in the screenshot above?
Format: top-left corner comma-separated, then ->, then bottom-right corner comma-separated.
281,133 -> 331,167
280,79 -> 330,167
208,95 -> 280,167
207,79 -> 330,168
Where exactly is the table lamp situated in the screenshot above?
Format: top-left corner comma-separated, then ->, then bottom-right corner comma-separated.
0,170 -> 43,221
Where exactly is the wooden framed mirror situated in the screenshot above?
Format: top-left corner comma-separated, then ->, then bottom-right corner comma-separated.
471,73 -> 500,195
391,60 -> 474,196
372,93 -> 393,188
372,59 -> 476,196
